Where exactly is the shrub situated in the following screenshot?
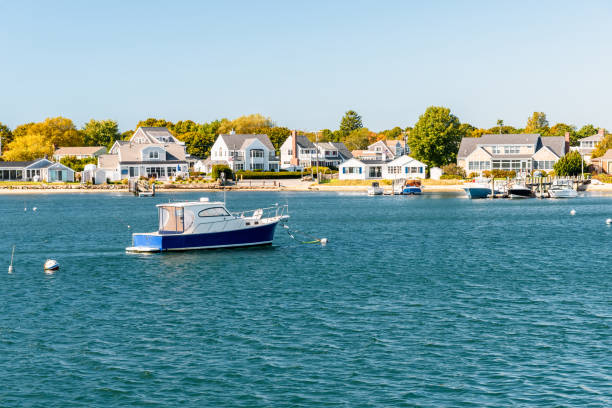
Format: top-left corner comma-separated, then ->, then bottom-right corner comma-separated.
594,174 -> 612,183
121,179 -> 128,185
491,169 -> 516,179
440,174 -> 463,180
236,171 -> 302,179
441,163 -> 466,178
553,151 -> 586,176
468,172 -> 478,178
211,165 -> 233,180
482,170 -> 492,178
304,166 -> 333,174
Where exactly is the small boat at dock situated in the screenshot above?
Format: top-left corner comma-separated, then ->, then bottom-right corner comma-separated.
401,179 -> 422,195
126,198 -> 289,252
548,179 -> 577,198
463,178 -> 491,199
367,182 -> 384,196
508,182 -> 532,199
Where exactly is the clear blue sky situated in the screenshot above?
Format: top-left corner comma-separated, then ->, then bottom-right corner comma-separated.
1,0 -> 610,133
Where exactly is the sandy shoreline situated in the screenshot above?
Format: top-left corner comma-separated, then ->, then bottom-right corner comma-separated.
0,183 -> 611,194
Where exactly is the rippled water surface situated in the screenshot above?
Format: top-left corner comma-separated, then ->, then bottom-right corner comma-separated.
1,191 -> 611,407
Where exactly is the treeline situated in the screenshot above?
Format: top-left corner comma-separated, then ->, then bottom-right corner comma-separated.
0,110 -> 608,167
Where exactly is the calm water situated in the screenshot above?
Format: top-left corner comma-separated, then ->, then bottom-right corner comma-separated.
1,191 -> 611,407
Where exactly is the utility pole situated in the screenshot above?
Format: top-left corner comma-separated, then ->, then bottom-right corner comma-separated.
316,131 -> 320,183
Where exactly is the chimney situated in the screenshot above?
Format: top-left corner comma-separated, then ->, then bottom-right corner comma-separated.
290,130 -> 299,166
598,128 -> 605,136
564,131 -> 570,153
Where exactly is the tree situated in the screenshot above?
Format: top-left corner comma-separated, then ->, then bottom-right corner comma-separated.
0,122 -> 12,157
548,123 -> 577,145
408,106 -> 464,167
525,112 -> 549,134
252,127 -> 291,151
576,124 -> 597,141
591,133 -> 612,159
60,155 -> 97,172
136,118 -> 174,130
178,131 -> 216,158
379,126 -> 403,139
81,119 -> 120,148
496,119 -> 504,134
12,122 -> 35,139
173,120 -> 199,135
553,151 -> 586,176
319,129 -> 334,142
217,114 -> 273,134
122,130 -> 135,140
343,128 -> 372,150
2,117 -> 82,161
339,110 -> 363,137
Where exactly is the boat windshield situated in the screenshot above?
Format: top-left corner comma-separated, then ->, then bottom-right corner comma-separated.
158,206 -> 184,233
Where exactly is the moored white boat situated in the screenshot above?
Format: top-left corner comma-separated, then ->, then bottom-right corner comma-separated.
367,182 -> 384,196
508,182 -> 532,199
126,198 -> 289,252
44,259 -> 59,271
463,178 -> 491,199
548,179 -> 577,198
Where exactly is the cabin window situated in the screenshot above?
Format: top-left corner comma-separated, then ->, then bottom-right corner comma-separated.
198,207 -> 230,217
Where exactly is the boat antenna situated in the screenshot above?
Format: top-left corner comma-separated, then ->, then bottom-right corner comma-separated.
8,245 -> 15,273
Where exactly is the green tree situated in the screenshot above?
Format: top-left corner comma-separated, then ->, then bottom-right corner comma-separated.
319,129 -> 334,142
339,110 -> 363,137
379,126 -> 403,139
81,119 -> 120,148
344,128 -> 372,150
553,151 -> 586,176
121,130 -> 135,140
253,126 -> 291,151
60,155 -> 97,172
408,106 -> 464,167
12,122 -> 35,139
178,131 -> 216,158
211,164 -> 233,180
525,112 -> 549,134
591,133 -> 612,159
136,118 -> 175,130
0,122 -> 13,157
548,123 -> 577,144
576,124 -> 597,141
496,119 -> 504,134
173,120 -> 199,135
217,114 -> 273,134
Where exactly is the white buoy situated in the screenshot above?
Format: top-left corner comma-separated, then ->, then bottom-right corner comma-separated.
33,207 -> 37,212
320,238 -> 328,245
127,225 -> 131,229
44,259 -> 59,272
570,209 -> 576,216
606,218 -> 612,225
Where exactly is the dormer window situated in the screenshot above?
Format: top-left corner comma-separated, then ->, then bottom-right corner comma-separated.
149,151 -> 159,159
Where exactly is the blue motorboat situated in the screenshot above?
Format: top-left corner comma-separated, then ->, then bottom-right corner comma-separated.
126,198 -> 289,252
394,179 -> 422,195
463,180 -> 492,199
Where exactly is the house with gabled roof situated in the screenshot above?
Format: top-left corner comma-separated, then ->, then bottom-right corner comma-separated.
280,132 -> 352,169
204,131 -> 279,173
97,127 -> 189,181
571,129 -> 605,164
457,133 -> 570,175
591,149 -> 612,174
53,146 -> 107,161
0,158 -> 75,182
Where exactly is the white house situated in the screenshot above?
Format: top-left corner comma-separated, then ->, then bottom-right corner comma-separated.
97,127 -> 188,181
280,132 -> 352,169
457,133 -> 569,176
352,139 -> 407,161
0,158 -> 75,182
571,129 -> 605,164
203,132 -> 279,173
338,155 -> 426,180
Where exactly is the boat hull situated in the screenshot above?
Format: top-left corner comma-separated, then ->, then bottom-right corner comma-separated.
508,188 -> 532,199
464,187 -> 491,199
402,187 -> 422,195
549,189 -> 577,198
129,221 -> 280,252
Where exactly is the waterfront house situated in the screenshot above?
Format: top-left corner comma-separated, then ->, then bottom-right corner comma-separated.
280,132 -> 351,169
97,127 -> 188,182
0,158 -> 75,182
338,155 -> 426,180
204,131 -> 279,173
352,139 -> 407,161
591,149 -> 612,174
571,129 -> 605,164
53,146 -> 107,161
457,133 -> 569,176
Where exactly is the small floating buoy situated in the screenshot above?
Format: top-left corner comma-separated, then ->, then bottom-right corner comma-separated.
570,209 -> 576,216
24,207 -> 27,212
33,207 -> 37,212
320,238 -> 328,246
127,225 -> 131,229
606,218 -> 612,225
44,259 -> 59,272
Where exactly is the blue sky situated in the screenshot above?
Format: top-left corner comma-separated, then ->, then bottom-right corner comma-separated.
1,0 -> 610,132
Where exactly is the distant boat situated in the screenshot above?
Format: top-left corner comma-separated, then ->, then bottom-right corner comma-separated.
126,198 -> 289,252
548,179 -> 577,198
44,259 -> 59,271
367,182 -> 384,196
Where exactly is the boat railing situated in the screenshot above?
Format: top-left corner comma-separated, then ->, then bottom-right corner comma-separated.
232,204 -> 289,220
